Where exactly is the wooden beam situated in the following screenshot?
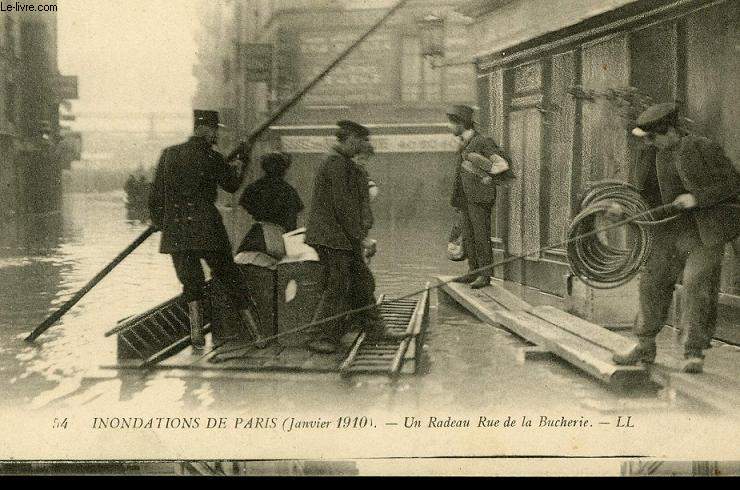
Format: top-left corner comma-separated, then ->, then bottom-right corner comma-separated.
530,305 -> 638,354
437,277 -> 509,325
494,309 -> 647,387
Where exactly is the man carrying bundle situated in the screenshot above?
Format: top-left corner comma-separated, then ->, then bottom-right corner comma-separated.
447,105 -> 514,289
613,103 -> 740,373
148,110 -> 264,350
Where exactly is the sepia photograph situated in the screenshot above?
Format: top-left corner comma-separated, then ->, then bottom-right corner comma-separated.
0,0 -> 738,477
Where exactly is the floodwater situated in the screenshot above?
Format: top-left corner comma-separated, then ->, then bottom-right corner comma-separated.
0,192 -> 706,418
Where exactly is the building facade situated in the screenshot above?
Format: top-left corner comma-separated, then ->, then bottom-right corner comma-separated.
460,0 -> 738,333
192,0 -> 477,245
0,2 -> 71,216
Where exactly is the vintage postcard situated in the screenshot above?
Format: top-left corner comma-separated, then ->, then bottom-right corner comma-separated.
0,0 -> 738,477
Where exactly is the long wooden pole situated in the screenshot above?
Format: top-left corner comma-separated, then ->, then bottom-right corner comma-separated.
226,0 -> 409,161
25,226 -> 157,342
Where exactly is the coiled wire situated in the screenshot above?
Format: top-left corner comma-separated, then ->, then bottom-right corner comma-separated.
566,180 -> 675,289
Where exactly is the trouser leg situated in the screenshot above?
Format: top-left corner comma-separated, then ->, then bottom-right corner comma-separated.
203,251 -> 267,346
635,234 -> 683,340
313,247 -> 352,344
203,251 -> 249,310
171,253 -> 207,348
348,251 -> 382,330
171,253 -> 207,302
679,242 -> 724,358
467,201 -> 494,279
461,203 -> 479,277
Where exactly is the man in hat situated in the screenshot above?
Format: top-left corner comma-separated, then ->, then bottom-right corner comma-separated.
304,120 -> 403,354
447,104 -> 514,289
612,102 -> 740,373
148,110 -> 264,349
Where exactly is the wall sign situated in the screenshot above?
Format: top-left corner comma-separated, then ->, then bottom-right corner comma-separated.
281,134 -> 458,154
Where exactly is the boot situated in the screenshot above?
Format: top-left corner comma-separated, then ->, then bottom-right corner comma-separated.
364,314 -> 408,341
681,351 -> 704,374
612,337 -> 656,365
187,300 -> 205,350
237,307 -> 268,349
307,338 -> 338,354
470,276 -> 491,289
452,274 -> 477,284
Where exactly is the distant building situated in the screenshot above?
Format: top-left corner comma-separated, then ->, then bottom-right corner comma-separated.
192,0 -> 477,245
458,0 -> 738,332
0,1 -> 74,215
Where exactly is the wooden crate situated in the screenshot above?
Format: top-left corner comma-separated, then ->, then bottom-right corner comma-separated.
276,261 -> 324,347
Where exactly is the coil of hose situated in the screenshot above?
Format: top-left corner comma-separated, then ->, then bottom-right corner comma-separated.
566,180 -> 669,289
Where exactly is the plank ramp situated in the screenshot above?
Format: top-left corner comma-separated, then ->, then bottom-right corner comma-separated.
436,276 -> 647,388
495,309 -> 647,387
529,305 -> 637,356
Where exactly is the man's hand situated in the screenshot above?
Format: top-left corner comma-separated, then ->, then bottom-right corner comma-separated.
468,152 -> 510,175
672,193 -> 698,210
226,140 -> 254,163
361,238 -> 377,259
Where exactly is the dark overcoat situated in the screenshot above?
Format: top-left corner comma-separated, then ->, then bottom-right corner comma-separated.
634,134 -> 740,246
305,148 -> 367,251
451,131 -> 514,208
148,136 -> 240,254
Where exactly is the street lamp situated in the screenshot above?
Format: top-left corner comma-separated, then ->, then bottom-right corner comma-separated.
418,14 -> 445,68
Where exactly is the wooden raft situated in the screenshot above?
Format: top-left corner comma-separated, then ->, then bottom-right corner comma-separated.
436,276 -> 648,388
109,289 -> 430,378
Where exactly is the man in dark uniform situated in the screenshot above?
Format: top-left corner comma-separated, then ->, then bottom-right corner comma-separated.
148,110 -> 264,349
447,105 -> 514,289
612,103 -> 740,373
304,120 -> 403,354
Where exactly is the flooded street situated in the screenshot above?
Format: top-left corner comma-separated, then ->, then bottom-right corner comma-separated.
0,191 -> 690,418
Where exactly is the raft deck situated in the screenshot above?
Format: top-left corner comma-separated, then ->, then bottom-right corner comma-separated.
106,287 -> 430,379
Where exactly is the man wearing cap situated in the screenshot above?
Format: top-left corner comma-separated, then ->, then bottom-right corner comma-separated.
447,104 -> 514,289
304,120 -> 403,354
148,110 -> 265,350
612,103 -> 740,373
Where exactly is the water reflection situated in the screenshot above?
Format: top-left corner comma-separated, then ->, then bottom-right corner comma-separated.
0,193 -> 183,409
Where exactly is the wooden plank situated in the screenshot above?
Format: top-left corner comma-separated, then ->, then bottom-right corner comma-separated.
339,333 -> 366,373
277,347 -> 312,363
438,276 -> 533,312
437,277 -> 506,326
530,305 -> 638,354
494,310 -> 646,387
483,281 -> 533,311
206,356 -> 269,370
301,352 -> 343,371
141,336 -> 193,368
